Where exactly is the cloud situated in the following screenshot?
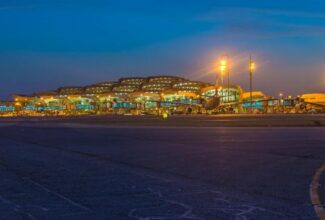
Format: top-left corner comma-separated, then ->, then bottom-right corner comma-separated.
0,5 -> 37,10
199,6 -> 325,21
223,22 -> 325,39
197,6 -> 325,39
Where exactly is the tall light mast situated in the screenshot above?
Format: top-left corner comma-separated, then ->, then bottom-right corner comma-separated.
249,55 -> 255,111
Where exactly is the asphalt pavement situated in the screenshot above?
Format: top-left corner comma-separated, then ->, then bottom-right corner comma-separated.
1,114 -> 325,127
0,116 -> 324,219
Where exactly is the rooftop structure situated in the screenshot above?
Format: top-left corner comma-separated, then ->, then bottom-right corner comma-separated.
6,75 -> 322,116
301,93 -> 325,104
119,77 -> 146,85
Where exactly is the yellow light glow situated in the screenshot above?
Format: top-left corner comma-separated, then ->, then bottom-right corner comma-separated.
250,62 -> 255,71
220,59 -> 227,74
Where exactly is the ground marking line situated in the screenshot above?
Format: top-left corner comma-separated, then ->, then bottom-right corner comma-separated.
24,178 -> 92,213
310,163 -> 325,220
0,157 -> 92,214
0,195 -> 37,219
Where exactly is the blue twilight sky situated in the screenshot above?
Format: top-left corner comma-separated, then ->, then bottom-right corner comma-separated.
0,0 -> 325,99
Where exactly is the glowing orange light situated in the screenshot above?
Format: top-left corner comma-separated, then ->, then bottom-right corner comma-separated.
220,59 -> 227,74
250,62 -> 255,72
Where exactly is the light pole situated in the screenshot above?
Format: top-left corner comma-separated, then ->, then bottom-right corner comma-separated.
249,56 -> 255,112
279,93 -> 283,113
220,58 -> 227,103
220,59 -> 226,85
279,93 -> 283,105
227,65 -> 230,103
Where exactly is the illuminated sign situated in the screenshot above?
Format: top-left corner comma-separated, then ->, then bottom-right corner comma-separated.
24,106 -> 65,111
112,102 -> 136,108
242,101 -> 263,109
0,106 -> 15,112
75,105 -> 94,110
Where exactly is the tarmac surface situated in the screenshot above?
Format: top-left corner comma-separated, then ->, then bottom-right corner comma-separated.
0,115 -> 324,219
1,114 -> 325,127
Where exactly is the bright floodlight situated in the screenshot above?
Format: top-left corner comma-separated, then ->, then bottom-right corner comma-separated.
220,59 -> 227,73
250,61 -> 255,72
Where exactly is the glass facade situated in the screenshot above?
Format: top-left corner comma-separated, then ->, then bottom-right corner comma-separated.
9,75 -> 317,116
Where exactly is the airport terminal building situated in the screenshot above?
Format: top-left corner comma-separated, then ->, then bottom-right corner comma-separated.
1,75 -> 323,116
8,75 -> 242,115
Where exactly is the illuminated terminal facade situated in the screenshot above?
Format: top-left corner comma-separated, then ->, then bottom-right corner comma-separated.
8,75 -> 237,115
0,75 -> 324,116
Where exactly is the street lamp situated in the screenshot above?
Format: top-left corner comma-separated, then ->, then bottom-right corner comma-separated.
220,59 -> 227,85
219,57 -> 228,103
279,93 -> 283,112
249,56 -> 255,111
227,59 -> 230,103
